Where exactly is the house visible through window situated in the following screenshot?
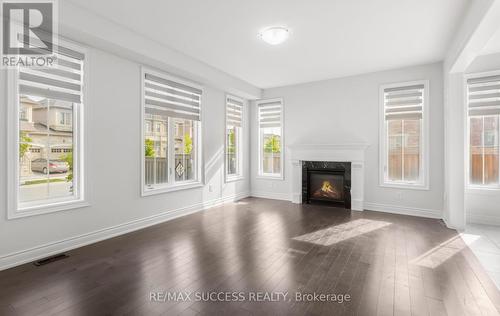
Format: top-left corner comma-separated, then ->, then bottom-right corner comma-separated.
225,95 -> 244,180
58,112 -> 72,126
142,68 -> 202,195
380,81 -> 428,188
467,73 -> 500,187
257,98 -> 283,178
9,40 -> 87,218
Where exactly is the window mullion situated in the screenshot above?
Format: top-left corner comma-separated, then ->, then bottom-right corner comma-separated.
402,120 -> 405,182
168,117 -> 173,185
482,117 -> 485,185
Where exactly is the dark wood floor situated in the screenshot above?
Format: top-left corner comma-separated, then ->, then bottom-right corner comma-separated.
1,198 -> 500,316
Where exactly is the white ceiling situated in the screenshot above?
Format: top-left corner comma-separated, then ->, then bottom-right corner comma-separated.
68,0 -> 469,88
481,28 -> 500,55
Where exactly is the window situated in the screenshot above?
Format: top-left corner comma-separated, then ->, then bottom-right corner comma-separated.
257,98 -> 283,179
225,95 -> 244,181
7,40 -> 88,218
380,81 -> 428,188
142,68 -> 202,195
57,111 -> 72,126
145,121 -> 152,133
467,73 -> 500,188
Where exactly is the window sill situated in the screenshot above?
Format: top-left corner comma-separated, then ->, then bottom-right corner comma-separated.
142,181 -> 203,196
256,174 -> 284,181
466,186 -> 500,196
225,175 -> 244,183
9,199 -> 90,220
379,182 -> 429,191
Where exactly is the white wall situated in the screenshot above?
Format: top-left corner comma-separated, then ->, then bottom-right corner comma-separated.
0,45 -> 251,269
465,52 -> 500,225
442,0 -> 500,230
251,63 -> 444,217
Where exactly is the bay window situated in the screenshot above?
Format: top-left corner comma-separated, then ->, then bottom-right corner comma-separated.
141,68 -> 202,195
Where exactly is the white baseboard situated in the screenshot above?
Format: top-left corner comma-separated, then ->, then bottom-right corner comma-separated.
291,193 -> 301,204
0,192 -> 250,271
363,202 -> 442,219
468,213 -> 500,226
351,199 -> 364,211
250,191 -> 291,201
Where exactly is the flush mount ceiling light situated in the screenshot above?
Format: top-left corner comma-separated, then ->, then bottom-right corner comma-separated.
259,26 -> 289,45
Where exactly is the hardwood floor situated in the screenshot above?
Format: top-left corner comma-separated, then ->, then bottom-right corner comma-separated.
1,198 -> 500,315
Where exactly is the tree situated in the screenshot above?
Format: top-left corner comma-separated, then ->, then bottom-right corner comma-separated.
19,132 -> 32,159
227,129 -> 235,154
145,138 -> 155,157
184,134 -> 193,154
61,152 -> 73,182
264,135 -> 280,153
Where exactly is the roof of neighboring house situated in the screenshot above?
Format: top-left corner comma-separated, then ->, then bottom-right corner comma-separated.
20,122 -> 72,136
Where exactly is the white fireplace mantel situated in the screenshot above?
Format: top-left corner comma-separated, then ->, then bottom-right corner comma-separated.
287,142 -> 369,211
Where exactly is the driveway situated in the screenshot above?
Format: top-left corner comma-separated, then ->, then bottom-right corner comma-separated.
19,181 -> 73,202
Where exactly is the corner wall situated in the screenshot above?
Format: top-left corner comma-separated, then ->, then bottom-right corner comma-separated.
465,52 -> 500,226
250,63 -> 445,218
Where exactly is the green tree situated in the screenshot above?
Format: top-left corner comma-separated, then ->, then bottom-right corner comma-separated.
264,135 -> 280,153
19,132 -> 32,159
227,129 -> 235,154
145,138 -> 155,157
61,152 -> 73,182
184,134 -> 193,154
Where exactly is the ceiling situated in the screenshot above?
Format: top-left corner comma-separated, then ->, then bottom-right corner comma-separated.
68,0 -> 470,89
481,27 -> 500,55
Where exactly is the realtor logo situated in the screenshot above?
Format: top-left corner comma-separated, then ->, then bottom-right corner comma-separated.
1,0 -> 57,68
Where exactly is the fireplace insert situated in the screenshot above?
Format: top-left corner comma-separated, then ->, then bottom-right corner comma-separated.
302,161 -> 351,209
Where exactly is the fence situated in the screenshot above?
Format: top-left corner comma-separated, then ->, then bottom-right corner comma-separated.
262,152 -> 281,174
145,154 -> 193,185
388,153 -> 419,181
470,153 -> 499,184
226,153 -> 236,174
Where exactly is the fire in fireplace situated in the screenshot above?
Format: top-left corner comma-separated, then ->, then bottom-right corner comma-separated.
302,161 -> 351,209
312,179 -> 343,200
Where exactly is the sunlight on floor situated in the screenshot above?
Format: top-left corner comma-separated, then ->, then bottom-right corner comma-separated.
292,218 -> 392,246
463,224 -> 500,290
411,234 -> 480,269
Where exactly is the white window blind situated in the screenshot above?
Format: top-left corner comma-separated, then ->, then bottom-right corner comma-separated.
226,96 -> 243,127
19,46 -> 84,104
467,75 -> 500,116
144,73 -> 202,121
383,84 -> 424,121
258,99 -> 282,128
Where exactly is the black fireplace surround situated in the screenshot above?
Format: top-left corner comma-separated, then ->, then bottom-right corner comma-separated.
302,161 -> 351,209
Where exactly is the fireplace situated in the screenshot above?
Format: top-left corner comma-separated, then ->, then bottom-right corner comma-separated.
302,161 -> 351,209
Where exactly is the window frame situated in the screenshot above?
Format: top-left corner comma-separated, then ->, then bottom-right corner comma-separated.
7,38 -> 90,219
465,70 -> 500,191
257,98 -> 284,180
379,80 -> 429,190
225,94 -> 244,182
140,67 -> 204,196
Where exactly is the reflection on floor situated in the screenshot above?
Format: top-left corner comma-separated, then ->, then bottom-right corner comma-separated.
0,198 -> 500,315
463,224 -> 500,290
